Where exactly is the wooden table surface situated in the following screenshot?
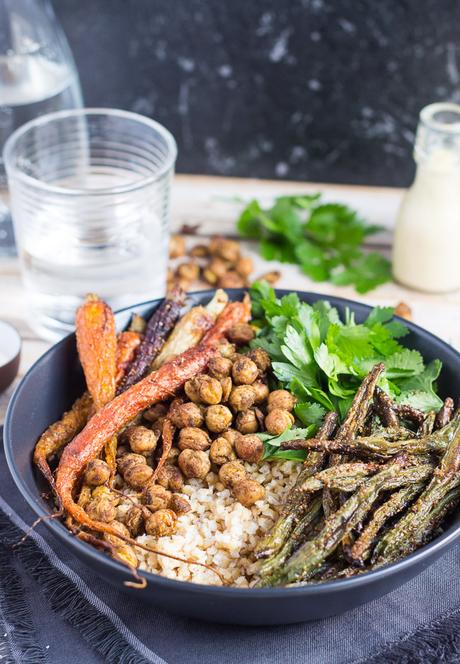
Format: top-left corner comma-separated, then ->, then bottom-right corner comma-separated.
1,173 -> 459,421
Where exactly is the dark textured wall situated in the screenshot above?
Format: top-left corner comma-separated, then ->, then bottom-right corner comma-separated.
55,0 -> 460,186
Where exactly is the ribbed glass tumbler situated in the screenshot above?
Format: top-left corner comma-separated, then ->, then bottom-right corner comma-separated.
3,108 -> 177,340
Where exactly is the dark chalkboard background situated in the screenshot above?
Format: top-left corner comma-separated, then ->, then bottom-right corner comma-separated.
55,0 -> 460,186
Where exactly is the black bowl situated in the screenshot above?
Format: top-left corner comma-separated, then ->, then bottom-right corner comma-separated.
4,289 -> 460,625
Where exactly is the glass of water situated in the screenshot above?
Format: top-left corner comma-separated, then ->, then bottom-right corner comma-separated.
4,108 -> 177,340
0,0 -> 82,255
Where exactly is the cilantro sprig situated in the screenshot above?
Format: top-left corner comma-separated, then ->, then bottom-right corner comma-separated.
250,283 -> 443,434
237,194 -> 391,294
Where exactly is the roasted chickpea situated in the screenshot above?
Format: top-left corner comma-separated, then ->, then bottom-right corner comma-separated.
156,464 -> 185,492
165,447 -> 180,465
203,267 -> 218,286
232,356 -> 258,385
208,355 -> 233,379
169,402 -> 204,428
236,409 -> 259,434
235,434 -> 264,463
247,348 -> 271,373
227,323 -> 255,345
209,437 -> 236,465
177,261 -> 199,282
178,449 -> 211,479
221,428 -> 239,446
264,408 -> 295,436
141,484 -> 171,511
114,544 -> 138,568
218,460 -> 247,487
125,425 -> 159,454
252,381 -> 270,404
218,271 -> 245,289
125,505 -> 144,537
220,376 -> 232,402
178,426 -> 211,451
145,509 -> 177,537
124,463 -> 154,490
208,256 -> 230,278
205,404 -> 233,433
170,493 -> 192,515
233,479 -> 265,507
229,385 -> 256,412
104,521 -> 130,547
143,403 -> 168,423
267,389 -> 296,413
196,375 -> 223,405
184,377 -> 201,403
92,485 -> 118,503
190,243 -> 209,258
84,459 -> 111,487
219,341 -> 237,359
86,497 -> 117,523
211,237 -> 240,263
169,234 -> 185,258
235,255 -> 253,278
116,444 -> 129,458
117,453 -> 146,475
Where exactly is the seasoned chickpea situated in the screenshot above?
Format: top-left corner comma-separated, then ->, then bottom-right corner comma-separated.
211,237 -> 240,263
232,356 -> 258,385
124,463 -> 154,490
221,428 -> 239,446
170,493 -> 192,515
143,403 -> 168,423
236,409 -> 259,434
247,348 -> 271,373
203,267 -> 218,286
235,255 -> 253,278
264,408 -> 295,436
125,425 -> 159,454
156,464 -> 185,492
196,375 -> 223,405
114,544 -> 138,568
116,444 -> 129,458
169,402 -> 204,428
169,234 -> 185,258
219,341 -> 237,359
177,261 -> 199,282
178,426 -> 211,451
235,434 -> 264,463
104,521 -> 130,547
145,509 -> 177,537
208,355 -> 233,379
233,479 -> 265,507
252,381 -> 270,404
218,271 -> 245,289
229,385 -> 256,412
84,459 -> 111,486
209,437 -> 236,465
220,376 -> 232,402
267,389 -> 296,413
190,243 -> 209,258
86,497 -> 117,523
208,256 -> 230,278
205,404 -> 233,433
92,485 -> 118,503
117,453 -> 146,475
178,449 -> 211,479
184,377 -> 201,403
142,484 -> 171,511
218,460 -> 247,487
227,323 -> 255,345
125,505 -> 144,537
165,447 -> 180,465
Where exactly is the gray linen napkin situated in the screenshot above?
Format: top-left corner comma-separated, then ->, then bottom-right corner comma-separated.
1,427 -> 460,664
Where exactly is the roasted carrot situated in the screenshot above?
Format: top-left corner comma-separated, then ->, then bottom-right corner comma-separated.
115,331 -> 142,385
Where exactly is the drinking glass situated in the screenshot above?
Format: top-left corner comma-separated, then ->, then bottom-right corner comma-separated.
0,0 -> 82,256
4,108 -> 177,340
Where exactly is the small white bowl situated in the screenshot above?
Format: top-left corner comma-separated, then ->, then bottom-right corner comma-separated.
0,320 -> 21,393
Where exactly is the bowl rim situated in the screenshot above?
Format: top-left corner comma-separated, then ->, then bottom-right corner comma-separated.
5,287 -> 460,597
0,319 -> 21,367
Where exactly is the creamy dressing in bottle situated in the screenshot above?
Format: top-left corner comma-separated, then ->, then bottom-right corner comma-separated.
393,103 -> 460,293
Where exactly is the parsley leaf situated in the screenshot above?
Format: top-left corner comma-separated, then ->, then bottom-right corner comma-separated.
238,194 -> 391,293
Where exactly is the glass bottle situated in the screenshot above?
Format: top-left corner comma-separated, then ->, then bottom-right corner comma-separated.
0,0 -> 82,256
393,102 -> 460,293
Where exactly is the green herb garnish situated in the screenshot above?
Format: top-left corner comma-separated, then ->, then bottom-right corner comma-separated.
237,194 -> 391,294
250,282 -> 443,432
